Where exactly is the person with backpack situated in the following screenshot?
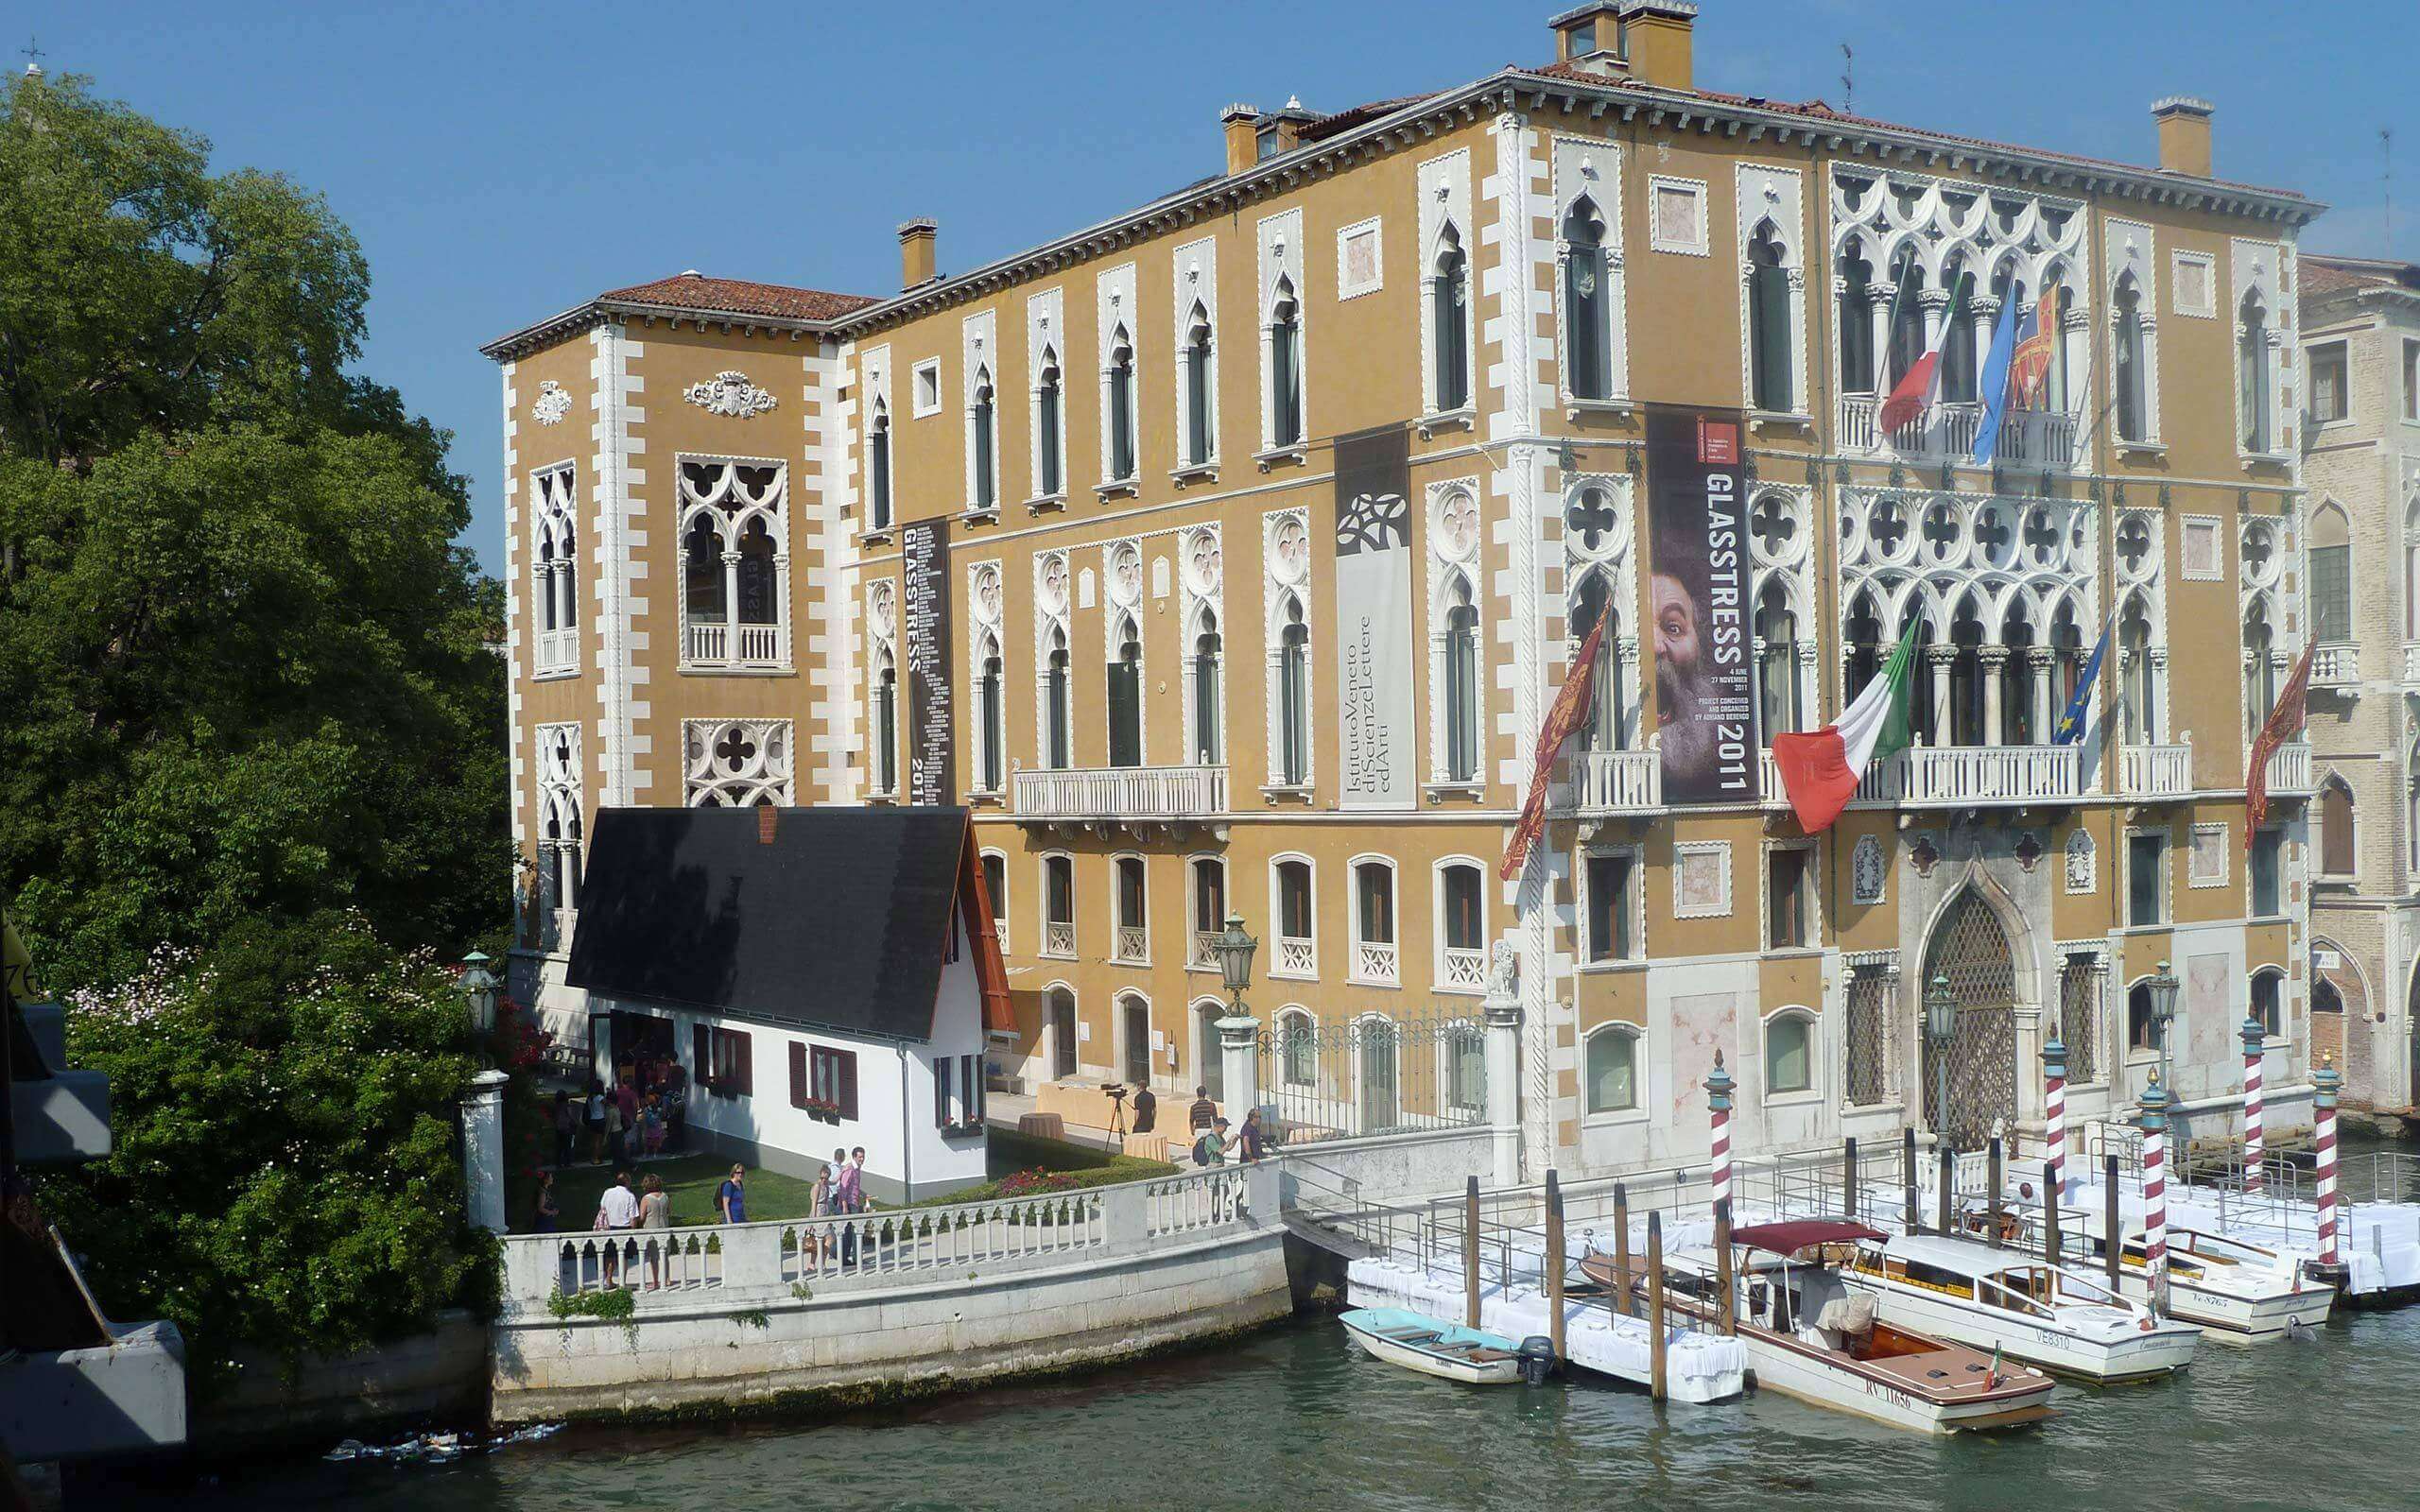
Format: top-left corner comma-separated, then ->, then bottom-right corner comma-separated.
1193,1116 -> 1228,1167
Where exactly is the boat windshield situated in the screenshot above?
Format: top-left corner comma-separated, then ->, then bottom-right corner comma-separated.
1976,1266 -> 2055,1318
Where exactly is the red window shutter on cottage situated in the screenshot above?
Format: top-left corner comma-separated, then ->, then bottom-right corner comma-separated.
693,1024 -> 711,1089
838,1051 -> 858,1122
789,1040 -> 807,1108
735,1031 -> 753,1097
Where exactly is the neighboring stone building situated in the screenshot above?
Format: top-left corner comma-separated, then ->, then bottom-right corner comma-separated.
2298,254 -> 2420,1121
487,3 -> 2328,1177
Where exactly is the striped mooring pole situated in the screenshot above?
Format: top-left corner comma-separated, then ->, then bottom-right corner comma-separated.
2315,1053 -> 2342,1270
1705,1051 -> 1736,1221
2240,1011 -> 2267,1194
2139,1070 -> 2171,1316
2041,1028 -> 2068,1197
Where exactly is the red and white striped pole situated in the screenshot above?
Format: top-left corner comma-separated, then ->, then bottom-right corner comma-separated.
2139,1071 -> 2171,1316
2315,1053 -> 2342,1271
2240,1011 -> 2267,1194
2041,1029 -> 2068,1198
1705,1052 -> 1736,1222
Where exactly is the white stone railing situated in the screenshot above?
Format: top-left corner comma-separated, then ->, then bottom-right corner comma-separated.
1275,936 -> 1315,976
1114,925 -> 1148,963
683,621 -> 788,668
1044,920 -> 1076,957
1012,765 -> 1227,819
504,1165 -> 1266,1308
1355,940 -> 1399,985
1189,931 -> 1218,971
2310,643 -> 2360,688
1856,743 -> 2082,806
1573,749 -> 1660,813
2118,743 -> 2193,799
2266,740 -> 2314,795
1440,947 -> 1486,992
2402,642 -> 2420,685
1837,393 -> 2073,468
534,627 -> 579,675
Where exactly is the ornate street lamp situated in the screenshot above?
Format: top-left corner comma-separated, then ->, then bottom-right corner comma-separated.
2148,958 -> 2181,1095
460,950 -> 499,1039
1924,972 -> 1958,1151
1212,913 -> 1258,1014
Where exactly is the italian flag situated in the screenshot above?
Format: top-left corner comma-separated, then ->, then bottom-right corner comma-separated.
1772,620 -> 1921,833
1876,273 -> 1969,433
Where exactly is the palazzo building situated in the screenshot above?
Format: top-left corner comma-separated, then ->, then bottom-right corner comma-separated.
487,3 -> 2327,1177
2298,254 -> 2420,1123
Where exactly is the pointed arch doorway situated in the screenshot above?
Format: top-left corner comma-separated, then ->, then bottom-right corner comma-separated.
1919,889 -> 2020,1149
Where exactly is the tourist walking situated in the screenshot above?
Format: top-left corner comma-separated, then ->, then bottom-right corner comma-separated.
551,1091 -> 577,1169
534,1169 -> 559,1232
639,1174 -> 670,1288
717,1164 -> 749,1225
596,1170 -> 639,1285
1131,1083 -> 1156,1134
585,1080 -> 609,1164
640,1094 -> 666,1158
603,1094 -> 625,1165
834,1146 -> 862,1268
1195,1117 -> 1229,1167
1189,1086 -> 1217,1136
1234,1108 -> 1266,1163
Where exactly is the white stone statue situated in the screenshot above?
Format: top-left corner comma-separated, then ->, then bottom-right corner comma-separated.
1487,940 -> 1519,1000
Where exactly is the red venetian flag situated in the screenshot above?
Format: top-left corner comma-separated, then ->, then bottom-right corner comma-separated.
2245,640 -> 2317,837
1876,272 -> 1970,433
2006,285 -> 2062,410
1500,616 -> 1609,881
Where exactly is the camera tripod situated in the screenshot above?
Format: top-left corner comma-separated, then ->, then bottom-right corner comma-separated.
1102,1082 -> 1129,1151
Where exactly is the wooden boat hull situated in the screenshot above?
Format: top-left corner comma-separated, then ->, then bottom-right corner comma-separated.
1741,1330 -> 2057,1435
1339,1308 -> 1526,1386
1841,1275 -> 2200,1383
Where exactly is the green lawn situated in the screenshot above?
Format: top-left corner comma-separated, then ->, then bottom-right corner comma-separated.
518,1128 -> 1176,1232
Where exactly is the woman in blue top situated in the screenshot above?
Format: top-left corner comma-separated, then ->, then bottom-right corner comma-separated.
717,1165 -> 747,1224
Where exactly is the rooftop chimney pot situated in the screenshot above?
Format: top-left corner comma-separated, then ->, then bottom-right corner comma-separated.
1221,103 -> 1261,176
898,218 -> 939,290
2152,96 -> 2215,178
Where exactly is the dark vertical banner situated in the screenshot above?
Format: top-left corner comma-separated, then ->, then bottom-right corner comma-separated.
902,518 -> 956,806
1645,406 -> 1758,805
1333,425 -> 1415,811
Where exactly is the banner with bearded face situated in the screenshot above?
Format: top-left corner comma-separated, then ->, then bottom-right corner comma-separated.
1644,407 -> 1759,806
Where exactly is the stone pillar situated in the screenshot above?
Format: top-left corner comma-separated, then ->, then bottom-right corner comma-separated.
463,1069 -> 510,1235
1979,645 -> 2010,747
1218,1013 -> 1260,1124
1925,644 -> 1959,745
1485,995 -> 1523,1190
2025,647 -> 2056,747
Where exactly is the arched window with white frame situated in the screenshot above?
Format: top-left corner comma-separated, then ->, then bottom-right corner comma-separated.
1582,1025 -> 1640,1115
1763,1007 -> 1817,1097
530,462 -> 579,676
1104,322 -> 1137,483
1042,853 -> 1076,958
1195,998 -> 1226,1101
968,364 -> 998,511
1562,197 -> 1613,401
1568,570 -> 1629,752
1182,301 -> 1216,468
1187,856 -> 1226,971
1439,574 -> 1481,784
867,400 -> 893,530
1266,275 -> 1304,451
1117,991 -> 1152,1087
2404,490 -> 2420,642
678,459 -> 788,669
1043,625 -> 1072,769
1189,604 -> 1223,765
2251,967 -> 2285,1040
979,849 -> 1008,950
1032,345 -> 1064,500
1435,860 -> 1485,993
1354,1011 -> 1400,1133
2238,286 -> 2273,455
871,644 -> 898,796
2319,775 -> 2358,880
1746,220 -> 1794,413
1350,857 -> 1398,987
976,629 -> 1005,794
2113,272 -> 2150,444
1429,224 -> 1470,413
1046,985 -> 1078,1080
1107,611 -> 1143,768
1276,1006 -> 1317,1090
1271,855 -> 1316,977
1272,591 -> 1311,786
1113,853 -> 1149,963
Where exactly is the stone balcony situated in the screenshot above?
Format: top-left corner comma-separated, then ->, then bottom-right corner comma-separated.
1011,765 -> 1228,840
1854,743 -> 2083,809
1571,749 -> 1661,815
682,621 -> 788,670
2308,642 -> 2360,690
2265,740 -> 2314,796
2117,743 -> 2194,799
2402,642 -> 2420,685
1837,393 -> 2077,470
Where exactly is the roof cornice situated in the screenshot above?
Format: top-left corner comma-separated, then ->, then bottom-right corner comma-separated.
478,296 -> 847,363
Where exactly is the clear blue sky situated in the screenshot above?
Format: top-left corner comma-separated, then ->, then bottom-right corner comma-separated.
31,0 -> 2417,575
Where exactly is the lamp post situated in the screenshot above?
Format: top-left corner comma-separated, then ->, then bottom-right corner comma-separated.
2146,958 -> 2180,1101
1210,914 -> 1260,1126
460,950 -> 499,1038
1924,972 -> 1958,1152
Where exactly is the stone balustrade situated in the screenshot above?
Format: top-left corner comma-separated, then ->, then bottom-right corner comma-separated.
1856,742 -> 2082,807
2309,643 -> 2360,688
1011,765 -> 1227,821
2265,739 -> 2313,795
2118,743 -> 2194,799
1573,749 -> 1660,814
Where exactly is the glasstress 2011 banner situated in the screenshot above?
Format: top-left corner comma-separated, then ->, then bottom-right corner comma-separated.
1643,405 -> 1758,805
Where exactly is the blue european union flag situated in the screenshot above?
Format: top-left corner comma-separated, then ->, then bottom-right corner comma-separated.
2053,619 -> 2113,745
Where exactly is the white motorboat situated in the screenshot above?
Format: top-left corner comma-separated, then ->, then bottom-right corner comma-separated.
1584,1219 -> 2056,1435
1841,1230 -> 2200,1383
1958,1206 -> 2335,1344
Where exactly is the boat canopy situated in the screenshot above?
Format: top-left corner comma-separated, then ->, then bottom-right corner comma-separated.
1728,1219 -> 1886,1255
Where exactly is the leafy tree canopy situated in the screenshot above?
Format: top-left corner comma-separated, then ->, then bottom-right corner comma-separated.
34,914 -> 499,1382
0,70 -> 507,988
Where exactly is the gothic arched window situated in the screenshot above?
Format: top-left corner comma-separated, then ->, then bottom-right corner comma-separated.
1563,198 -> 1611,400
1748,222 -> 1793,412
1432,228 -> 1470,412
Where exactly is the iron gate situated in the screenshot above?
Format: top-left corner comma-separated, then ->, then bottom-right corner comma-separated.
1919,890 -> 2019,1149
1256,1008 -> 1486,1144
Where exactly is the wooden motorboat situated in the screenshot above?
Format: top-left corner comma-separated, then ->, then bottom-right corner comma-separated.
1956,1206 -> 2335,1343
1841,1230 -> 2200,1383
1339,1307 -> 1538,1385
1581,1219 -> 2057,1435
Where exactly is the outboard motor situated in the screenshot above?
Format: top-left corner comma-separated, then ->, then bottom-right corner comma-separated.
1516,1335 -> 1559,1386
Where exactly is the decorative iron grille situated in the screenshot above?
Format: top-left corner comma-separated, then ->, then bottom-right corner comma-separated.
1255,1007 -> 1487,1144
1843,963 -> 1896,1107
1920,891 -> 2019,1149
2059,952 -> 2102,1085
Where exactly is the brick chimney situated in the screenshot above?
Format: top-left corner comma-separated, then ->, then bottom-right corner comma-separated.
757,804 -> 779,845
898,217 -> 939,290
1622,0 -> 1697,90
2152,97 -> 2215,179
1222,103 -> 1261,176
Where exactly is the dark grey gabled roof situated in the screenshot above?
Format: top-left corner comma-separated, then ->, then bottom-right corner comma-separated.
566,805 -> 971,1042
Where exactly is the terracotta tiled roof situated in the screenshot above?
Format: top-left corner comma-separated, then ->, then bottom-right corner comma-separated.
597,271 -> 876,323
1514,63 -> 2309,201
2300,254 -> 2420,299
1298,94 -> 1441,145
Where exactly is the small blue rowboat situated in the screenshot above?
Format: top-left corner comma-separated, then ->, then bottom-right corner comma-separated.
1339,1307 -> 1553,1385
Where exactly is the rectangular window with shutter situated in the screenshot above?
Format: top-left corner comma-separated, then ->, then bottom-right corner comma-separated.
789,1040 -> 808,1108
935,1057 -> 953,1127
811,1046 -> 859,1121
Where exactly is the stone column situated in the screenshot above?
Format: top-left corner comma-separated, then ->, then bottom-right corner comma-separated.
463,1068 -> 510,1235
1925,644 -> 1959,745
1485,994 -> 1523,1190
1979,645 -> 2010,747
2026,647 -> 2056,746
1219,1012 -> 1260,1124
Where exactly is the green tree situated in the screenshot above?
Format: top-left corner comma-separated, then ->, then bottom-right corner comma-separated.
34,914 -> 500,1383
0,70 -> 507,988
